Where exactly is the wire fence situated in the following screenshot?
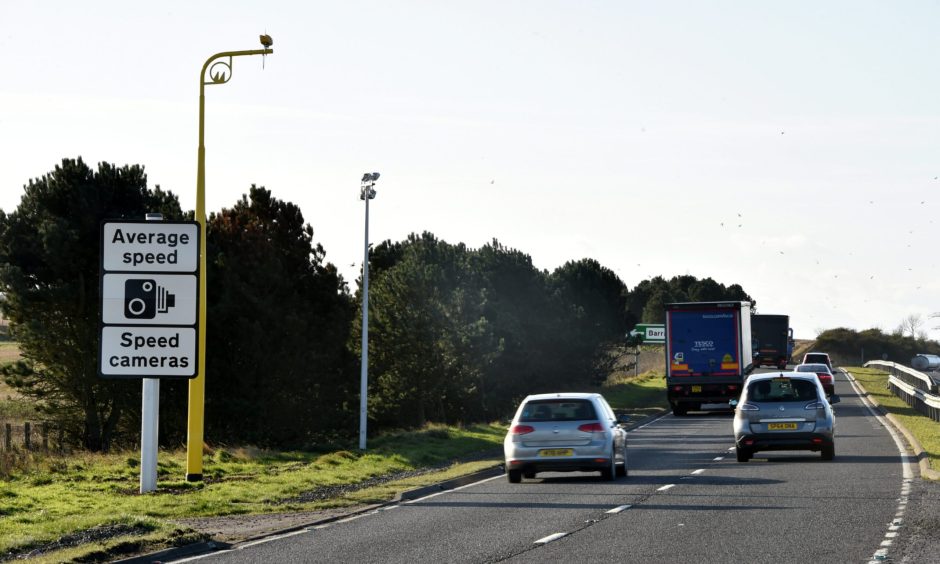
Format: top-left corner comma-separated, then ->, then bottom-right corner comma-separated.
0,421 -> 64,452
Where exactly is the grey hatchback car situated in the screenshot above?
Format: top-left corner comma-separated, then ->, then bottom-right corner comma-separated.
732,372 -> 838,462
503,393 -> 628,483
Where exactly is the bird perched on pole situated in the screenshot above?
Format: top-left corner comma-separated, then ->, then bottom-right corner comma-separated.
259,34 -> 273,68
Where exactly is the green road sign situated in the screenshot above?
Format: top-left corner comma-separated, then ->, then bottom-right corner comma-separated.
628,323 -> 665,344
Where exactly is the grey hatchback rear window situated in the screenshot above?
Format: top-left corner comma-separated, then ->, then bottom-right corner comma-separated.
748,378 -> 819,402
520,400 -> 597,422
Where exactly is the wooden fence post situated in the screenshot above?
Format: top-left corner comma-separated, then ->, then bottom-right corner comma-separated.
4,423 -> 10,450
41,423 -> 49,450
24,422 -> 31,450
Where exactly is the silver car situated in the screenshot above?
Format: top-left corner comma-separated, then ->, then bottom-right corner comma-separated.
503,392 -> 628,483
732,372 -> 838,462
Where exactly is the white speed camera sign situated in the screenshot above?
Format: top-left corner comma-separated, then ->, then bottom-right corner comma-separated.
99,221 -> 200,379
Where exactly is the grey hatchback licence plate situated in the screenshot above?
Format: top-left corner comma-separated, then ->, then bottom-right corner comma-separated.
539,448 -> 573,457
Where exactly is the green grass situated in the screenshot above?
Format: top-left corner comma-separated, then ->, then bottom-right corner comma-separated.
0,341 -> 21,366
0,341 -> 22,406
848,366 -> 940,472
0,423 -> 505,561
602,370 -> 669,420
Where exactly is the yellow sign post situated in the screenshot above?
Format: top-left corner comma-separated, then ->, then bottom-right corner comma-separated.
186,37 -> 274,481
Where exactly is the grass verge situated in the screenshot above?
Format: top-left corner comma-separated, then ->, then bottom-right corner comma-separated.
848,366 -> 940,471
0,423 -> 505,562
603,370 -> 669,420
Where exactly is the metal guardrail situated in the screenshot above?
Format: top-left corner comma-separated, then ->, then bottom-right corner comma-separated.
864,360 -> 940,421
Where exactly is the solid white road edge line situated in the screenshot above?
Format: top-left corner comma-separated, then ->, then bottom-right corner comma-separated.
403,474 -> 502,504
534,532 -> 568,544
845,370 -> 915,564
236,529 -> 310,549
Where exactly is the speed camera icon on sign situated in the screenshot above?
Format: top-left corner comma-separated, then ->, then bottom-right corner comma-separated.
124,279 -> 176,319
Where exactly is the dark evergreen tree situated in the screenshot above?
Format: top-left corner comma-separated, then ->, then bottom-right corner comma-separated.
203,185 -> 356,446
0,157 -> 183,451
627,275 -> 756,323
550,258 -> 632,383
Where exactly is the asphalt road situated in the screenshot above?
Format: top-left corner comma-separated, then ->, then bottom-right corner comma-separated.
179,369 -> 916,564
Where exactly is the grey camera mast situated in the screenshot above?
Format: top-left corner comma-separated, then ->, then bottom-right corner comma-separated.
98,220 -> 201,379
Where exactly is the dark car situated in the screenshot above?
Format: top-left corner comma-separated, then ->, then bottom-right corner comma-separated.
795,362 -> 836,396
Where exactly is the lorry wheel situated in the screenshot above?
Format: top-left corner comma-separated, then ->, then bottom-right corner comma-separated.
736,447 -> 751,462
507,469 -> 522,483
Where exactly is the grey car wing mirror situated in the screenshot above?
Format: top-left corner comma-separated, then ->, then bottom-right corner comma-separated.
829,394 -> 840,404
729,399 -> 739,408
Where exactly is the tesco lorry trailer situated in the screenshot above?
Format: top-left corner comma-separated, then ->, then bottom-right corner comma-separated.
665,301 -> 753,416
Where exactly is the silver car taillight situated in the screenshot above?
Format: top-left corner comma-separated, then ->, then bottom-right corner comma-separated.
804,402 -> 826,410
739,403 -> 760,411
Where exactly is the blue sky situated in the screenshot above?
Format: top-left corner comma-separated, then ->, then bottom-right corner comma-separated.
2,1 -> 938,339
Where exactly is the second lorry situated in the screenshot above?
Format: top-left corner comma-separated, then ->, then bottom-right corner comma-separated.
751,314 -> 792,369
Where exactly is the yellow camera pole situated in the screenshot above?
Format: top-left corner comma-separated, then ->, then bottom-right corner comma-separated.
186,37 -> 273,481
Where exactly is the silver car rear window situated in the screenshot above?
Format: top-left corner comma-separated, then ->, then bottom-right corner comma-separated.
748,378 -> 819,402
519,400 -> 597,422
